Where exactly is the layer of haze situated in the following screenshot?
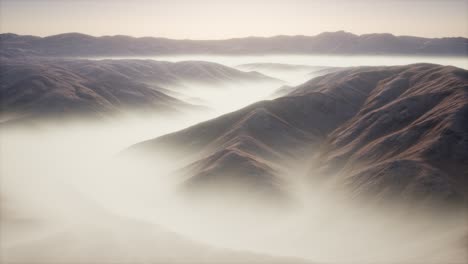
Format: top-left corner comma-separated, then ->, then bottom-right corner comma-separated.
1,56 -> 467,263
1,0 -> 468,38
89,54 -> 468,72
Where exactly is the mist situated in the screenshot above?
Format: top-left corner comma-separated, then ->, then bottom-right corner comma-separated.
1,55 -> 467,263
85,54 -> 468,72
2,118 -> 466,263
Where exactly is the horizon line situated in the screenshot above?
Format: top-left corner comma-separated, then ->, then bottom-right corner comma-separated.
2,30 -> 468,41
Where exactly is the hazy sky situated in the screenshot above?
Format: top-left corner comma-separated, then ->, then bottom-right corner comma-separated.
1,0 -> 467,39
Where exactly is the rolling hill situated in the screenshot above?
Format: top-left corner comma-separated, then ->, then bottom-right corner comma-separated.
0,58 -> 278,123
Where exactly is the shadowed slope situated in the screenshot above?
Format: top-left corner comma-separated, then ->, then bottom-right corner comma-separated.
128,65 -> 409,201
0,59 -> 188,122
315,65 -> 468,204
0,58 -> 278,123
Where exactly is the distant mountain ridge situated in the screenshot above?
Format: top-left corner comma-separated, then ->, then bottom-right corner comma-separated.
1,31 -> 467,57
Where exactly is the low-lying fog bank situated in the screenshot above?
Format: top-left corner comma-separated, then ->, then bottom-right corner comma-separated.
1,115 -> 466,264
85,54 -> 468,71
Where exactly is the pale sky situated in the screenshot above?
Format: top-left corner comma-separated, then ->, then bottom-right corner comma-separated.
1,0 -> 467,39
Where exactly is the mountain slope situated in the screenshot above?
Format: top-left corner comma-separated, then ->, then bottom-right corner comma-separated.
62,59 -> 279,86
0,58 -> 277,122
0,59 -> 186,122
1,31 -> 467,57
129,64 -> 468,205
315,64 -> 468,204
128,65 -> 403,200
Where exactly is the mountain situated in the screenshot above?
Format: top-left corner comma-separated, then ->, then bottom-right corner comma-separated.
314,65 -> 468,204
128,64 -> 468,206
0,58 -> 277,123
1,31 -> 467,57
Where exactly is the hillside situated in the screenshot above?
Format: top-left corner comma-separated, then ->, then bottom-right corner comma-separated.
315,65 -> 468,204
0,58 -> 277,122
129,64 -> 468,205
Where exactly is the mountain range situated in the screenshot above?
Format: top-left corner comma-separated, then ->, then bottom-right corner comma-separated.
0,58 -> 277,123
129,63 -> 468,206
1,31 -> 467,57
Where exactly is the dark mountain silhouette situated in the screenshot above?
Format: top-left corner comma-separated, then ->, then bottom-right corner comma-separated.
0,58 -> 277,123
1,31 -> 467,57
129,64 -> 468,206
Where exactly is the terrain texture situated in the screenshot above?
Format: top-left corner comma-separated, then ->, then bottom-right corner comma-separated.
131,64 -> 468,205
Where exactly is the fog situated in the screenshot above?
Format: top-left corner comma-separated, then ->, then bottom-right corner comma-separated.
86,54 -> 468,71
165,79 -> 284,114
1,55 -> 467,263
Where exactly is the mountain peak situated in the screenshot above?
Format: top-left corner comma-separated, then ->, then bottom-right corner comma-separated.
316,30 -> 358,38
